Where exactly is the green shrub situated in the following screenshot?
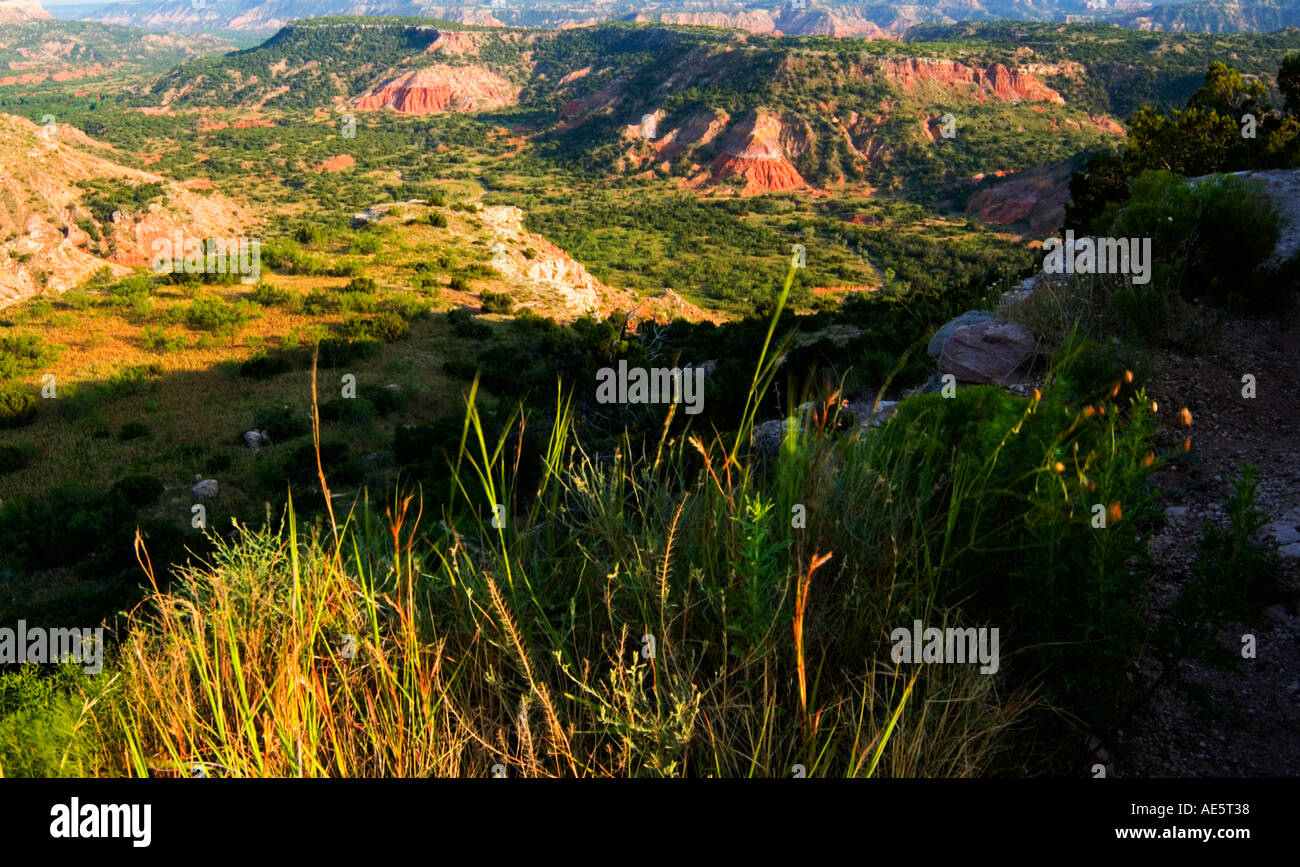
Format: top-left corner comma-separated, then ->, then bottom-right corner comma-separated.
0,485 -> 131,568
0,333 -> 62,380
0,665 -> 98,777
316,337 -> 380,368
253,405 -> 310,441
108,275 -> 155,306
0,444 -> 31,474
480,291 -> 514,315
318,396 -> 376,425
359,382 -> 407,416
300,289 -> 338,315
186,296 -> 252,334
1100,171 -> 1285,310
118,420 -> 151,441
447,307 -> 490,339
341,311 -> 409,342
241,350 -> 295,380
249,282 -> 291,306
111,473 -> 164,508
427,212 -> 448,228
0,386 -> 38,429
448,274 -> 470,292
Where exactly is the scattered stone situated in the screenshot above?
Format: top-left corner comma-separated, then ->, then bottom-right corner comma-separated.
1165,506 -> 1189,518
243,430 -> 270,451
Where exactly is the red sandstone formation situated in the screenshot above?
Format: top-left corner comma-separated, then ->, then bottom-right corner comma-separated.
710,112 -> 806,195
353,65 -> 520,114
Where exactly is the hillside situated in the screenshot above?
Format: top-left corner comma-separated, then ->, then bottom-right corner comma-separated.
70,0 -> 1300,37
0,3 -> 236,86
1122,0 -> 1300,32
0,112 -> 253,303
143,20 -> 1132,202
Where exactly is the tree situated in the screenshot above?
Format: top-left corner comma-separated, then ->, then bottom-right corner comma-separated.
1279,53 -> 1300,115
1187,61 -> 1269,118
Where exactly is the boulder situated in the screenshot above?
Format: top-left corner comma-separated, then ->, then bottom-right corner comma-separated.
927,310 -> 995,359
192,478 -> 219,500
243,430 -> 270,451
938,319 -> 1037,385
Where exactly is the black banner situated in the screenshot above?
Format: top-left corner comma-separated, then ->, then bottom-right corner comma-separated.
1,778 -> 1290,855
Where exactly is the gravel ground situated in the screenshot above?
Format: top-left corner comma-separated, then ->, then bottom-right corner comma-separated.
1122,307 -> 1300,777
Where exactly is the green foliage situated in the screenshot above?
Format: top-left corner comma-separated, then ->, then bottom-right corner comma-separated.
1099,171 -> 1284,310
117,420 -> 150,441
1150,465 -> 1279,693
316,336 -> 381,368
185,296 -> 253,334
0,333 -> 61,380
479,291 -> 514,315
240,350 -> 295,380
78,178 -> 165,224
0,385 -> 38,429
448,306 -> 491,339
253,405 -> 311,441
1069,58 -> 1300,231
248,282 -> 291,306
0,665 -> 98,778
0,443 -> 32,475
111,474 -> 164,509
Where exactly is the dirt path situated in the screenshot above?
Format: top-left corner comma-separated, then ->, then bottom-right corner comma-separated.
1124,308 -> 1300,777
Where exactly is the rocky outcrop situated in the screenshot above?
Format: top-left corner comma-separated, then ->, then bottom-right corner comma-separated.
876,59 -> 1065,105
710,112 -> 806,195
475,205 -> 637,317
1223,169 -> 1300,266
353,65 -> 519,115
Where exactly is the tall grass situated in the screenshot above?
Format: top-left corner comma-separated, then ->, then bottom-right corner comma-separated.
83,266 -> 1172,778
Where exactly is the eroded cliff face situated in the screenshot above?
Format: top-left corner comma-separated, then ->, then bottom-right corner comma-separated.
0,113 -> 252,306
875,59 -> 1065,105
632,8 -> 888,39
353,65 -> 520,114
709,112 -> 808,195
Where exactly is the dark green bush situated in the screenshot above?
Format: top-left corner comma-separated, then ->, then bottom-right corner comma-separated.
316,337 -> 381,368
447,307 -> 490,339
252,405 -> 311,441
240,350 -> 294,380
0,444 -> 30,474
118,420 -> 150,441
480,291 -> 515,315
344,276 -> 377,294
318,396 -> 376,425
0,486 -> 131,569
248,282 -> 291,306
359,382 -> 407,416
0,386 -> 38,429
111,474 -> 164,508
